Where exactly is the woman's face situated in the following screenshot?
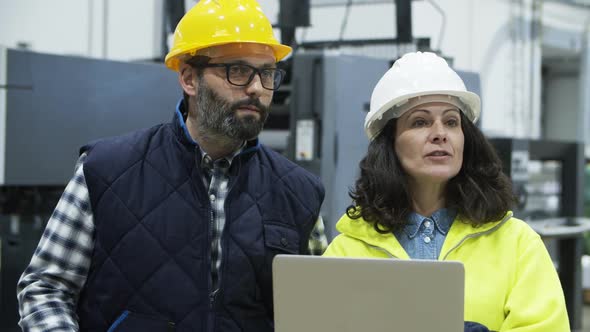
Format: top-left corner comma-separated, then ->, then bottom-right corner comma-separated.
394,102 -> 464,186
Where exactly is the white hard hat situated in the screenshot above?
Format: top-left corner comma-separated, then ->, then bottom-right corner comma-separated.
365,51 -> 481,141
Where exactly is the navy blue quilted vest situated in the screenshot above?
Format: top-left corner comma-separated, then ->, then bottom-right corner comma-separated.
76,105 -> 324,332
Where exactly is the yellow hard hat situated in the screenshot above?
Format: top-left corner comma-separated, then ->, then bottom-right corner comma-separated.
165,0 -> 292,71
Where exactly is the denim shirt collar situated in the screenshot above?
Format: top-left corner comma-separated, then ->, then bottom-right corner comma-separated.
403,208 -> 456,239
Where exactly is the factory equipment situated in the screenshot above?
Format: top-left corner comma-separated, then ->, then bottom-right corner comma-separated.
285,51 -> 482,240
0,48 -> 179,186
490,138 -> 590,329
0,47 -> 180,331
277,2 -> 480,240
285,52 -> 389,240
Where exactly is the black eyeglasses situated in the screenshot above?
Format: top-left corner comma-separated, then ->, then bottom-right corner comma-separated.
197,63 -> 286,91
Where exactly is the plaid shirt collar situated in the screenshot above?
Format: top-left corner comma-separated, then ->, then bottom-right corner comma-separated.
199,141 -> 245,172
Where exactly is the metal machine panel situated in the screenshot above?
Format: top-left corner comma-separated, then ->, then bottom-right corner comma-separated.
1,48 -> 179,185
321,55 -> 389,240
289,52 -> 389,240
456,70 -> 481,104
490,137 -> 586,329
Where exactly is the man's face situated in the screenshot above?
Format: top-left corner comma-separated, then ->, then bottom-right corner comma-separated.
192,52 -> 276,141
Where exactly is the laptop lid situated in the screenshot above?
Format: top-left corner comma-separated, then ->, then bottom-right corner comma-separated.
272,255 -> 464,332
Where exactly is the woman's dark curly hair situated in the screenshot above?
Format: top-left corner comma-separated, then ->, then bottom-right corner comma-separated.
347,112 -> 516,233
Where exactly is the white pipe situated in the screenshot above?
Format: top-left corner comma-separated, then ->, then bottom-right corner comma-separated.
0,47 -> 6,184
582,11 -> 590,155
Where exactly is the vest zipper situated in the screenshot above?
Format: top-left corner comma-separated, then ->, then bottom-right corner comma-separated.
209,203 -> 216,308
207,154 -> 242,311
210,289 -> 218,307
167,321 -> 176,332
195,145 -> 218,312
209,154 -> 241,309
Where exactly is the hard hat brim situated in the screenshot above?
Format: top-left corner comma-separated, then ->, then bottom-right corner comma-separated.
365,90 -> 481,141
165,41 -> 292,72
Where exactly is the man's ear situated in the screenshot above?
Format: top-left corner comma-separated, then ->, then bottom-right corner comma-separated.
178,63 -> 198,97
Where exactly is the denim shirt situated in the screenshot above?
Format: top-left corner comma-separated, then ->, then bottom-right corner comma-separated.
393,208 -> 457,259
393,209 -> 492,332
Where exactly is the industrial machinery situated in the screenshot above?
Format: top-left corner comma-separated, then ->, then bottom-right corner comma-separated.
285,51 -> 481,240
0,47 -> 179,331
285,52 -> 388,240
490,138 -> 590,329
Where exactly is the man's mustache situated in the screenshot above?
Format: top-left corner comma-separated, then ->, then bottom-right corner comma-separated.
231,98 -> 269,114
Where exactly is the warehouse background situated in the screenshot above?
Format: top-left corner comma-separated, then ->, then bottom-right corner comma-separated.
2,0 -> 590,331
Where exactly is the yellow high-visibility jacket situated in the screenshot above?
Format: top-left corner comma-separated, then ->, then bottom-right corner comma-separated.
324,211 -> 570,331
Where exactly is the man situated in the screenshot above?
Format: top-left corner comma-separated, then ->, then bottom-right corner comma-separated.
16,1 -> 325,331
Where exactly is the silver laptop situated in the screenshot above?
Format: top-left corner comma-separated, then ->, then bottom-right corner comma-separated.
272,255 -> 464,332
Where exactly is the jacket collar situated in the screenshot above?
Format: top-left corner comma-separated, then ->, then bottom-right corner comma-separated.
439,212 -> 512,259
335,211 -> 513,259
335,214 -> 410,259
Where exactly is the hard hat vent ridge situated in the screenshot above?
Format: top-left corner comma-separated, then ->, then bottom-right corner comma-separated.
165,0 -> 292,71
364,52 -> 481,141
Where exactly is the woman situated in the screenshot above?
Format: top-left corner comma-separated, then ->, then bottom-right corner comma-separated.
323,52 -> 569,331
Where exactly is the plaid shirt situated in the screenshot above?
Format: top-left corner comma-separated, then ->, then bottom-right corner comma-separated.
308,215 -> 328,256
17,152 -> 328,331
200,152 -> 234,293
17,154 -> 92,332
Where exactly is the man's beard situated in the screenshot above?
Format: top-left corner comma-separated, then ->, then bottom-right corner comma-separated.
193,81 -> 270,141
